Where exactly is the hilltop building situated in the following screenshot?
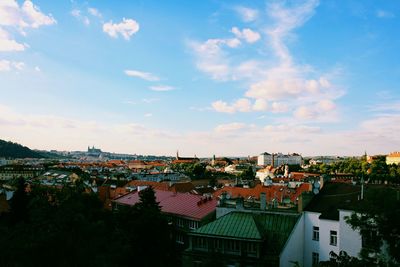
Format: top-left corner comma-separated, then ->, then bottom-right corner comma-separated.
87,146 -> 102,157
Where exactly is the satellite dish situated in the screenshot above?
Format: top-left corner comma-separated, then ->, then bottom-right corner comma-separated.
313,188 -> 320,195
226,193 -> 231,199
314,181 -> 320,189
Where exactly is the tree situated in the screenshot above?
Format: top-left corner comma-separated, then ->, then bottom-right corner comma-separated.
137,186 -> 161,211
319,251 -> 363,267
9,177 -> 29,223
346,186 -> 400,265
239,166 -> 255,180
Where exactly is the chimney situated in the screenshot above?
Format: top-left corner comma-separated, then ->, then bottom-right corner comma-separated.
236,197 -> 244,210
260,192 -> 266,210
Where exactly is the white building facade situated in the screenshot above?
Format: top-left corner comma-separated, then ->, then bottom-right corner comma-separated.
257,152 -> 303,167
280,210 -> 362,267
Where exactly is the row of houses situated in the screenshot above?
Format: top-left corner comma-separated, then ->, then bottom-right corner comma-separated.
183,182 -> 368,267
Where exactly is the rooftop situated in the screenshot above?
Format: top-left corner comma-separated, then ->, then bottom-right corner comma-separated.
113,189 -> 217,220
192,211 -> 300,254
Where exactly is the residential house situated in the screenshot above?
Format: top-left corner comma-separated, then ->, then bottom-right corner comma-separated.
183,211 -> 300,267
112,188 -> 217,248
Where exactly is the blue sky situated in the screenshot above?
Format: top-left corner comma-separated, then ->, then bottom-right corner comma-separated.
0,0 -> 399,157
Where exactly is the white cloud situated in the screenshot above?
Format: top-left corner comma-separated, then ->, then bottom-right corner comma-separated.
124,69 -> 159,81
71,9 -> 90,25
88,7 -> 102,18
142,98 -> 159,104
231,27 -> 260,43
235,6 -> 259,22
189,37 -> 244,81
0,27 -> 25,51
211,100 -> 235,113
0,0 -> 56,28
0,1 -> 55,52
376,10 -> 395,19
212,98 -> 290,114
252,99 -> 268,111
215,122 -> 247,133
0,103 -> 399,157
149,85 -> 175,92
22,0 -> 56,28
270,102 -> 289,113
103,18 -> 139,40
144,113 -> 152,117
34,66 -> 40,72
191,0 -> 343,122
211,99 -> 252,114
0,59 -> 25,71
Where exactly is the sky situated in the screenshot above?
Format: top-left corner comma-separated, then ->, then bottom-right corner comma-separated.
0,0 -> 400,157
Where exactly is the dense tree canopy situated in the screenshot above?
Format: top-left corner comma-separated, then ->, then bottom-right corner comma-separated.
306,156 -> 400,184
346,186 -> 400,266
0,139 -> 43,158
0,183 -> 176,267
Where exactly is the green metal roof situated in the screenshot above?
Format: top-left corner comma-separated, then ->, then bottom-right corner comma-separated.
194,212 -> 263,240
193,211 -> 300,253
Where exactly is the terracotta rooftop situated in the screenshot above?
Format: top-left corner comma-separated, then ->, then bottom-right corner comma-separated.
388,152 -> 400,157
213,183 -> 311,203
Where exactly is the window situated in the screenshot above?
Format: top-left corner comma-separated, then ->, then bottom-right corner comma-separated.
175,233 -> 184,244
176,218 -> 185,228
213,239 -> 223,251
330,230 -> 337,246
194,237 -> 207,249
189,220 -> 199,230
312,252 -> 319,266
361,229 -> 379,249
246,242 -> 257,257
312,226 -> 319,241
225,240 -> 240,253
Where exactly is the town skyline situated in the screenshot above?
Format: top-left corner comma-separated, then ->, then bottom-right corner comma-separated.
1,0 -> 400,157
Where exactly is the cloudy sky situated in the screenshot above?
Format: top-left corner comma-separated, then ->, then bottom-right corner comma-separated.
0,0 -> 399,157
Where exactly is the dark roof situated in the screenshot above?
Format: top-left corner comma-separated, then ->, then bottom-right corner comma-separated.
305,182 -> 361,220
192,211 -> 299,254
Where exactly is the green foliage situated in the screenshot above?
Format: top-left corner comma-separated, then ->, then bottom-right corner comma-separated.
171,163 -> 210,180
0,183 -> 177,267
0,139 -> 43,158
9,177 -> 29,223
306,156 -> 400,184
239,166 -> 255,180
137,186 -> 161,211
319,251 -> 363,267
346,186 -> 400,265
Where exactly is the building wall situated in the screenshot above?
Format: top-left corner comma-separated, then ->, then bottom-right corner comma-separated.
257,154 -> 272,166
302,210 -> 362,266
280,215 -> 304,267
338,210 -> 362,257
303,212 -> 321,267
319,218 -> 339,261
386,156 -> 400,165
257,153 -> 302,167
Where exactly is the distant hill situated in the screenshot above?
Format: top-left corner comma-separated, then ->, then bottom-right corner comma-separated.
0,139 -> 44,158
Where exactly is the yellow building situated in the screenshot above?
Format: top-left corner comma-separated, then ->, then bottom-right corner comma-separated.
386,152 -> 400,165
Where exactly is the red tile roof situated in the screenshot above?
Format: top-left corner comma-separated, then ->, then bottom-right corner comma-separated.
124,180 -> 170,191
213,183 -> 311,203
113,189 -> 217,220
